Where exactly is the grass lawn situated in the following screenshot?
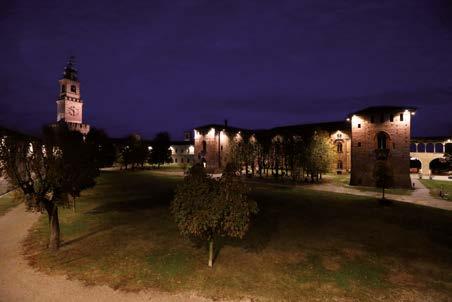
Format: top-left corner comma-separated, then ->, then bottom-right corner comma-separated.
24,170 -> 452,301
326,174 -> 413,195
0,190 -> 22,216
420,179 -> 452,201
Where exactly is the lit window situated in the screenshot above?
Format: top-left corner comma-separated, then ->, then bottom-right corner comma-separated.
337,142 -> 343,153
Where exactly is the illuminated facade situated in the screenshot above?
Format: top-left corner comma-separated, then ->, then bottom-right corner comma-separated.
194,121 -> 352,174
349,106 -> 415,188
54,57 -> 90,135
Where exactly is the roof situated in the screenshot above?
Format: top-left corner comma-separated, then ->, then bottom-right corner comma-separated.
270,121 -> 350,134
194,124 -> 246,133
350,106 -> 417,116
170,140 -> 194,146
62,56 -> 78,81
411,136 -> 452,143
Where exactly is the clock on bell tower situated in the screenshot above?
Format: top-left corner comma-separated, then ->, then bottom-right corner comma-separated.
55,57 -> 90,135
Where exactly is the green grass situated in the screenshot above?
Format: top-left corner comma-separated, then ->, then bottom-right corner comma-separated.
420,179 -> 452,200
0,190 -> 22,216
24,170 -> 452,301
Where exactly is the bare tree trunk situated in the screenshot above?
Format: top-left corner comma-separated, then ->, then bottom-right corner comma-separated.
47,203 -> 60,250
208,239 -> 214,267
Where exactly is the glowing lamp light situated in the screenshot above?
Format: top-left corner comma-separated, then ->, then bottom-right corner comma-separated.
346,118 -> 350,122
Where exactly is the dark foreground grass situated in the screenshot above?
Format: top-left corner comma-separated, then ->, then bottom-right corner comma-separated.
420,179 -> 452,201
0,190 -> 21,216
24,170 -> 452,301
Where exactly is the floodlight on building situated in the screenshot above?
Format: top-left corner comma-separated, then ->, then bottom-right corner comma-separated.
411,111 -> 415,116
346,118 -> 350,122
148,146 -> 152,151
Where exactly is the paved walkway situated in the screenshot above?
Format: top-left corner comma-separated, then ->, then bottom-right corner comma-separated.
0,203 -> 219,302
303,176 -> 452,211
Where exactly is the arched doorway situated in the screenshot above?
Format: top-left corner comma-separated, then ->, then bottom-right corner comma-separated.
429,158 -> 450,175
410,158 -> 422,173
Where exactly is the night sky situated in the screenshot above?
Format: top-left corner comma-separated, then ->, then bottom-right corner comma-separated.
1,0 -> 452,140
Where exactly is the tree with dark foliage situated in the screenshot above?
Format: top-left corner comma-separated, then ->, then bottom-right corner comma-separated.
171,163 -> 258,267
0,125 -> 99,250
85,128 -> 116,168
150,132 -> 171,168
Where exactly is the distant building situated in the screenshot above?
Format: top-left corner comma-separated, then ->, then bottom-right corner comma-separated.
169,141 -> 195,164
53,57 -> 90,135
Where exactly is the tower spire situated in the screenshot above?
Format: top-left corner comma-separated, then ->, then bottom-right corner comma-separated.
63,56 -> 78,81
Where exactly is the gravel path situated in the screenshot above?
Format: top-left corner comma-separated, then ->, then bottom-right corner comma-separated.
304,176 -> 452,211
0,203 -> 218,302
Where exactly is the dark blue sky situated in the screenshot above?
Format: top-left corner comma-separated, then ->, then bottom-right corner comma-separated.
1,0 -> 451,139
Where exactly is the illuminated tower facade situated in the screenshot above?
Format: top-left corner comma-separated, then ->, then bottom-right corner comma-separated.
349,106 -> 415,188
56,57 -> 90,135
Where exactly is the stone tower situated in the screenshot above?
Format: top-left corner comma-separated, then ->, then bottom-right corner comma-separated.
349,106 -> 415,188
55,57 -> 90,135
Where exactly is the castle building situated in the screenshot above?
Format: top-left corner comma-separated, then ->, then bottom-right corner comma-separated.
349,106 -> 415,188
194,121 -> 352,174
194,106 -> 418,188
54,57 -> 90,135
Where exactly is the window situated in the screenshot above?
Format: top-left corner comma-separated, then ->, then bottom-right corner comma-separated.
61,85 -> 66,93
175,158 -> 178,163
400,113 -> 404,121
390,114 -> 394,122
181,158 -> 184,163
221,145 -> 223,151
70,85 -> 77,93
357,124 -> 361,128
337,160 -> 343,169
202,141 -> 207,153
358,142 -> 361,147
370,115 -> 375,123
337,142 -> 343,153
377,132 -> 387,149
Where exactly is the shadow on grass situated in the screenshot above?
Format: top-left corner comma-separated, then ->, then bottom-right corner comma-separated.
61,227 -> 112,247
87,196 -> 170,214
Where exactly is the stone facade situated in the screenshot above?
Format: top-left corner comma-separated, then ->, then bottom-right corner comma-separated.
349,106 -> 415,188
170,141 -> 195,164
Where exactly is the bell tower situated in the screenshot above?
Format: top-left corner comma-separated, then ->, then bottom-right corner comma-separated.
56,57 -> 90,134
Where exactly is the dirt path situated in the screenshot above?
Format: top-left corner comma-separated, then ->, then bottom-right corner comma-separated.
0,203 -> 218,302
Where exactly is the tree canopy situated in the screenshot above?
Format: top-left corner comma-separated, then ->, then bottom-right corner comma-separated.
171,163 -> 258,267
0,124 -> 99,250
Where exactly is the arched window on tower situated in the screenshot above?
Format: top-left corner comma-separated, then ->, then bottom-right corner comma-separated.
337,142 -> 343,153
71,85 -> 77,93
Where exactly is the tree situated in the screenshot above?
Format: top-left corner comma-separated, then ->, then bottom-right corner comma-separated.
373,161 -> 394,200
0,125 -> 99,250
305,131 -> 336,182
171,163 -> 258,267
150,132 -> 171,168
85,128 -> 116,168
117,134 -> 149,170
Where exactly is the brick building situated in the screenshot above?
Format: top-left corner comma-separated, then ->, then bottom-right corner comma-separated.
194,121 -> 352,174
194,106 -> 416,188
349,106 -> 415,188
